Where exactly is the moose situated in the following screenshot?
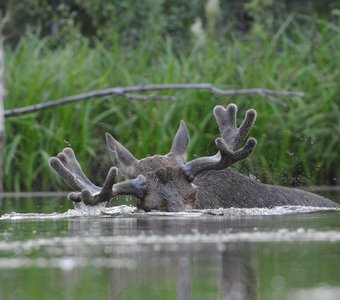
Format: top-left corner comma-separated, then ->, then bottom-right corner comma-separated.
49,103 -> 339,211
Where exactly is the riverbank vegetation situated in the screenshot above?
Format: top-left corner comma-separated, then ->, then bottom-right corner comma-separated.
2,1 -> 340,191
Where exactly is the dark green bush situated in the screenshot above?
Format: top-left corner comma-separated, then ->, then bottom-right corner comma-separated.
2,0 -> 339,47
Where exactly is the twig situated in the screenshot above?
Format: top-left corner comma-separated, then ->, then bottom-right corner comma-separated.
4,83 -> 305,118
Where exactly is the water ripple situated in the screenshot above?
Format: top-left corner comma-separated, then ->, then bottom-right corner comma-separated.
0,257 -> 137,270
0,228 -> 339,253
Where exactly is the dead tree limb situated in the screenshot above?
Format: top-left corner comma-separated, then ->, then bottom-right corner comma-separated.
4,83 -> 305,118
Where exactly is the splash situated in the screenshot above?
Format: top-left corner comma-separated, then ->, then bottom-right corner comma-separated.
0,205 -> 339,220
199,206 -> 340,216
0,204 -> 135,220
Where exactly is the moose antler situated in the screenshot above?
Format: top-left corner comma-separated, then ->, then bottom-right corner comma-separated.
214,104 -> 257,150
181,103 -> 257,180
49,148 -> 146,205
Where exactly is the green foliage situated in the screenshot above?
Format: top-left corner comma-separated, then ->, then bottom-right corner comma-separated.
1,0 -> 203,48
3,9 -> 340,191
3,1 -> 339,48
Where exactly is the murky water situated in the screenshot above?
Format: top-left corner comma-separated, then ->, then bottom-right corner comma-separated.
0,192 -> 339,300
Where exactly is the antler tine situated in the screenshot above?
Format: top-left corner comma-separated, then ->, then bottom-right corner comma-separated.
68,171 -> 147,206
181,137 -> 257,179
49,147 -> 99,193
181,103 -> 257,179
50,147 -> 147,206
67,166 -> 117,203
216,136 -> 257,168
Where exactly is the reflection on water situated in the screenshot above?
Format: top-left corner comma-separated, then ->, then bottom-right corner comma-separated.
0,194 -> 339,300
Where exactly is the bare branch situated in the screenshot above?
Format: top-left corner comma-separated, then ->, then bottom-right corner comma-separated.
4,83 -> 305,118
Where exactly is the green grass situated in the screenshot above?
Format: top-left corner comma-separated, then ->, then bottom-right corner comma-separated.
3,15 -> 340,192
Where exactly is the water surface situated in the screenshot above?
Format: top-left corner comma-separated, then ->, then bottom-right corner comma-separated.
0,193 -> 339,300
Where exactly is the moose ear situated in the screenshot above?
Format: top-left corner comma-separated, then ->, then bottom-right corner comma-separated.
105,133 -> 138,179
168,120 -> 190,163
